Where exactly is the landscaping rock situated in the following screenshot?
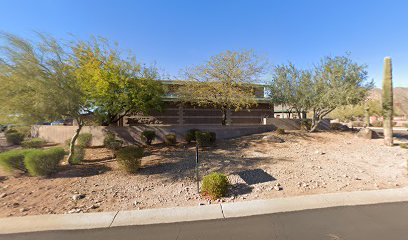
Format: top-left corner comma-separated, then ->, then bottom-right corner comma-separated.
72,194 -> 86,201
262,135 -> 284,143
357,128 -> 379,139
0,193 -> 7,198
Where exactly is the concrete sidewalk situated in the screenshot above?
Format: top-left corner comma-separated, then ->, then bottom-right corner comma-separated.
1,187 -> 408,234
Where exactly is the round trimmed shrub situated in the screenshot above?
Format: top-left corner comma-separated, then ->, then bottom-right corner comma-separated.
165,133 -> 177,145
185,129 -> 200,143
201,172 -> 229,199
195,131 -> 216,147
116,146 -> 144,173
141,130 -> 156,145
0,149 -> 29,174
24,147 -> 65,177
21,138 -> 46,148
5,131 -> 25,145
104,132 -> 123,150
276,128 -> 286,135
77,133 -> 92,147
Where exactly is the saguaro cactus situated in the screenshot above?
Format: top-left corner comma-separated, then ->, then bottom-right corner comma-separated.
382,57 -> 393,146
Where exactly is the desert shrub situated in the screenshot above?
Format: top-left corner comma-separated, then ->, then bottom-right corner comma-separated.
400,143 -> 408,149
24,147 -> 65,177
201,172 -> 229,199
116,146 -> 144,173
185,129 -> 200,143
164,133 -> 177,145
300,119 -> 311,131
276,128 -> 286,135
21,138 -> 46,148
71,146 -> 85,164
352,121 -> 365,127
104,132 -> 123,150
403,123 -> 408,128
5,131 -> 25,145
371,121 -> 383,127
0,149 -> 30,174
195,131 -> 216,147
141,130 -> 156,145
77,133 -> 92,147
330,123 -> 343,130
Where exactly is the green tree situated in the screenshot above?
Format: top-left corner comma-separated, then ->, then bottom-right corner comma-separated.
269,63 -> 312,119
309,55 -> 373,131
0,33 -> 89,164
178,50 -> 265,125
72,37 -> 164,126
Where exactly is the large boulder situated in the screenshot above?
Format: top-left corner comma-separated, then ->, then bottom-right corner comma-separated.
357,128 -> 379,139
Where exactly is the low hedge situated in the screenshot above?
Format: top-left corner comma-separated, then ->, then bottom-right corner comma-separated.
116,146 -> 144,173
164,134 -> 177,145
24,147 -> 65,177
141,131 -> 156,145
195,131 -> 216,147
201,172 -> 229,199
21,138 -> 46,148
0,149 -> 29,174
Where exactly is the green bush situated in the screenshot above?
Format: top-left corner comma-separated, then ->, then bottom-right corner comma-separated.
141,131 -> 156,145
276,128 -> 286,135
0,149 -> 29,174
201,172 -> 229,199
77,133 -> 92,147
185,129 -> 200,143
164,134 -> 177,145
5,131 -> 25,145
116,146 -> 144,173
71,146 -> 85,164
21,138 -> 46,148
400,143 -> 408,149
24,147 -> 65,177
104,132 -> 123,150
195,131 -> 216,147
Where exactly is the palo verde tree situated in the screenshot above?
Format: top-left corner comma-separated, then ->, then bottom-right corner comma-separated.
178,50 -> 266,125
308,55 -> 373,132
0,33 -> 91,164
269,63 -> 312,119
71,37 -> 164,126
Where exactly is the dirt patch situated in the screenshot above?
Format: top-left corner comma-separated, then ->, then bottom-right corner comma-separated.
0,131 -> 407,217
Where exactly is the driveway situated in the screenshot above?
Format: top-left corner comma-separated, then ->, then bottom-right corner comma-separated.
2,202 -> 408,240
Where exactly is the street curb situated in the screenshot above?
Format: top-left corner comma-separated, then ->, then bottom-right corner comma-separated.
1,187 -> 408,234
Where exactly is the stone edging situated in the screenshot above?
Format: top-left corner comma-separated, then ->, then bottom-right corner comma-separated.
1,187 -> 408,234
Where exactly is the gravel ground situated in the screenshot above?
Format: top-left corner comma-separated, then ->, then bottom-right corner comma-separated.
0,130 -> 407,217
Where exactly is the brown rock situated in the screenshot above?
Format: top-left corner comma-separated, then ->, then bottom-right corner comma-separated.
357,128 -> 379,139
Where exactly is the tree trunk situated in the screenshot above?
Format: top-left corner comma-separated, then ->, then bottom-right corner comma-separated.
67,123 -> 83,165
221,109 -> 227,126
271,103 -> 275,118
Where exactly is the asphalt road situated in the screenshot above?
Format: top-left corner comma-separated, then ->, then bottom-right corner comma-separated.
2,202 -> 408,240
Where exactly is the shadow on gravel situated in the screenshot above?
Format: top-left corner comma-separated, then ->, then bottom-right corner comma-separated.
236,169 -> 276,185
228,183 -> 254,196
53,164 -> 111,178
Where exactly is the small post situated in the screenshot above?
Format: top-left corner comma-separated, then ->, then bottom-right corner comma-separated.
195,143 -> 199,194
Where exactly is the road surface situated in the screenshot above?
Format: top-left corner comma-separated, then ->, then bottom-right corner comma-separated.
2,202 -> 408,240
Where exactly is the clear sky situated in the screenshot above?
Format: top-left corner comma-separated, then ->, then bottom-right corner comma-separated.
1,0 -> 407,87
